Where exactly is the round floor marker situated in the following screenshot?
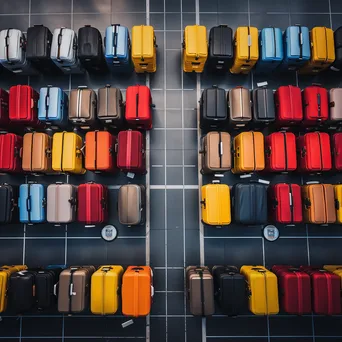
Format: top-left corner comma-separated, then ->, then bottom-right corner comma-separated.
263,225 -> 279,242
101,225 -> 118,242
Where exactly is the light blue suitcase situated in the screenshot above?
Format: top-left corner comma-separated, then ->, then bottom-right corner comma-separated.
19,184 -> 46,223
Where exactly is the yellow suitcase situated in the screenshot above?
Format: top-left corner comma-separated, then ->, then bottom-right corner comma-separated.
91,265 -> 124,315
183,25 -> 208,73
334,185 -> 342,223
232,132 -> 265,174
323,265 -> 342,287
131,25 -> 157,73
300,27 -> 335,74
201,184 -> 231,226
240,265 -> 279,315
230,26 -> 259,74
52,132 -> 85,174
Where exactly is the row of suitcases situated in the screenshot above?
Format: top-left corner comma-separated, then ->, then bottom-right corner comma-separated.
0,84 -> 153,131
201,183 -> 342,225
0,265 -> 153,316
184,25 -> 342,74
0,182 -> 145,225
188,265 -> 342,316
0,25 -> 157,75
200,85 -> 342,130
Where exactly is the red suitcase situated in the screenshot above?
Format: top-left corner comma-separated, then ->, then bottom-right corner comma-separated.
117,130 -> 146,174
77,182 -> 108,225
297,132 -> 332,172
265,132 -> 297,172
0,133 -> 23,173
275,86 -> 303,126
272,265 -> 311,315
332,133 -> 342,171
125,85 -> 153,130
268,183 -> 302,224
0,89 -> 9,128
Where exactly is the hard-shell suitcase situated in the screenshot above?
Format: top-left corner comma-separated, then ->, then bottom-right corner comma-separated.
132,25 -> 157,73
52,132 -> 85,174
230,26 -> 259,74
232,132 -> 265,174
329,88 -> 342,124
240,266 -> 279,315
212,265 -> 247,316
18,184 -> 46,224
0,184 -> 18,224
200,132 -> 231,174
201,184 -> 231,226
333,133 -> 342,171
268,184 -> 302,224
47,183 -> 77,224
334,185 -> 342,223
297,132 -> 332,172
117,130 -> 146,174
183,25 -> 208,73
0,133 -> 22,173
125,85 -> 153,130
252,87 -> 276,126
186,266 -> 214,316
0,89 -> 9,128
302,184 -> 336,224
323,266 -> 342,291
331,26 -> 342,71
207,25 -> 233,71
199,86 -> 227,130
228,87 -> 252,128
265,132 -> 297,172
77,182 -> 108,225
122,266 -> 153,317
22,133 -> 52,173
58,266 -> 95,313
91,266 -> 124,315
118,184 -> 145,226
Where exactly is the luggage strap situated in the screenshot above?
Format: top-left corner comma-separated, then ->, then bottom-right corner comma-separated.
252,132 -> 256,171
247,26 -> 251,62
45,86 -> 51,120
5,29 -> 12,64
282,132 -> 288,171
323,272 -> 333,315
317,132 -> 323,171
102,267 -> 112,315
288,184 -> 294,223
133,268 -> 139,317
272,27 -> 277,58
218,132 -> 223,169
135,90 -> 139,119
293,271 -> 303,314
324,27 -> 329,63
112,25 -> 118,59
198,269 -> 205,316
94,131 -> 98,171
260,270 -> 269,315
68,267 -> 79,314
317,93 -> 321,118
239,87 -> 244,120
26,184 -> 31,223
298,26 -> 303,60
322,184 -> 328,224
76,89 -> 82,118
57,28 -> 64,63
29,133 -> 35,171
60,132 -> 66,172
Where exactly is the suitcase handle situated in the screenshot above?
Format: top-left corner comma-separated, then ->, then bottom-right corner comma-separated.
303,198 -> 311,208
131,267 -> 144,272
335,199 -> 340,210
200,199 -> 206,209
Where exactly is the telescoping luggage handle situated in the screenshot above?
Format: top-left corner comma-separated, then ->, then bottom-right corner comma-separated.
111,24 -> 120,60
68,267 -> 80,313
5,29 -> 12,64
194,268 -> 206,316
26,184 -> 32,223
295,25 -> 303,60
57,28 -> 64,63
44,86 -> 52,120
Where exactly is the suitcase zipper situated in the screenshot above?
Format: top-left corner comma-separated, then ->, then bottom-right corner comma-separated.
57,28 -> 64,63
26,184 -> 31,223
282,132 -> 288,171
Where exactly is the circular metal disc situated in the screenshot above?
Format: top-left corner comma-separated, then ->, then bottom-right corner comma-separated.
263,225 -> 279,242
101,225 -> 118,242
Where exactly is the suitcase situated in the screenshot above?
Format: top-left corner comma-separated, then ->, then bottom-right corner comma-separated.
232,132 -> 265,174
297,132 -> 332,172
300,27 -> 335,74
240,266 -> 279,315
52,132 -> 85,174
323,266 -> 342,290
334,185 -> 342,223
47,183 -> 77,224
122,266 -> 153,317
228,87 -> 252,128
200,132 -> 231,174
268,184 -> 302,224
302,183 -> 336,224
186,266 -> 214,316
201,184 -> 231,226
0,133 -> 22,173
252,87 -> 276,126
207,25 -> 233,71
125,85 -> 153,130
97,85 -> 124,128
274,85 -> 303,126
77,182 -> 108,225
19,184 -> 46,224
117,130 -> 146,174
329,88 -> 342,125
331,26 -> 342,71
69,86 -> 97,130
183,25 -> 208,73
38,86 -> 68,129
0,184 -> 18,224
265,132 -> 297,172
199,86 -> 228,130
271,266 -> 311,314
91,265 -> 124,315
22,133 -> 52,173
333,133 -> 342,171
212,265 -> 247,316
118,184 -> 145,226
230,26 -> 259,74
0,89 -> 9,128
132,25 -> 157,73
58,266 -> 95,313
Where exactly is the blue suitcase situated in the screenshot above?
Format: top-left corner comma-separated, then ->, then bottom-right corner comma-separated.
19,184 -> 46,224
255,28 -> 283,73
38,87 -> 68,129
104,24 -> 131,72
281,25 -> 310,71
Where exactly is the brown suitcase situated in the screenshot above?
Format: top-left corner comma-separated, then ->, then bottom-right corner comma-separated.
228,86 -> 252,127
200,132 -> 231,174
329,88 -> 342,123
22,132 -> 52,172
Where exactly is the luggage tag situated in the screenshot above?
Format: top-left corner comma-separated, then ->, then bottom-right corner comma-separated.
122,319 -> 134,328
127,172 -> 135,179
258,179 -> 270,185
257,81 -> 268,88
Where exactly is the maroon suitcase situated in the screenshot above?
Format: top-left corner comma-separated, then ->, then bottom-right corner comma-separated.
77,182 -> 108,224
0,89 -> 9,128
333,133 -> 342,171
0,133 -> 23,173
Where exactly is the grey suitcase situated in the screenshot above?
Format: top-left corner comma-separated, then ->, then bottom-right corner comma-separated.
329,88 -> 342,124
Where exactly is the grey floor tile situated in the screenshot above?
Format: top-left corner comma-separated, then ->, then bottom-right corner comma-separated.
25,223 -> 66,237
289,14 -> 331,29
167,292 -> 185,314
168,318 -> 185,342
250,13 -> 290,30
31,0 -> 71,13
166,0 -> 181,12
184,130 -> 197,149
153,109 -> 166,128
22,317 -> 63,337
166,13 -> 181,30
150,229 -> 166,267
182,13 -> 196,29
150,129 -> 166,149
0,0 -> 29,14
150,166 -> 166,185
150,0 -> 164,12
308,238 -> 342,265
152,89 -> 165,108
183,89 -> 198,109
185,229 -> 201,265
289,0 -> 330,13
150,318 -> 166,342
166,90 -> 182,108
166,130 -> 183,149
154,269 -> 166,290
199,0 -> 218,12
167,190 -> 184,229
0,239 -> 23,265
184,167 -> 198,185
185,189 -> 199,230
167,167 -> 184,185
269,316 -> 313,336
314,316 -> 342,337
166,52 -> 182,89
166,149 -> 183,165
150,13 -> 164,30
151,292 -> 166,314
150,189 -> 166,230
200,13 -> 219,28
182,0 -> 196,12
73,0 -> 111,13
186,317 -> 202,341
151,149 -> 165,165
112,13 -> 146,28
166,109 -> 183,128
184,149 -> 198,166
0,317 -> 20,337
111,0 -> 146,12
166,31 -> 182,49
0,224 -> 23,237
167,229 -> 184,266
250,0 -> 290,13
167,269 -> 184,291
183,71 -> 197,89
218,13 -> 249,30
151,66 -> 165,90
0,15 -> 29,32
184,109 -> 197,128
331,0 -> 342,12
73,14 -> 111,32
219,0 -> 248,12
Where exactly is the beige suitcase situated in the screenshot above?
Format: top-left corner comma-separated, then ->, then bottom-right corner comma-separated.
228,86 -> 252,127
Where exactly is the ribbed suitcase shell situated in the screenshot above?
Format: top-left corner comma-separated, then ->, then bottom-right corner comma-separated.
323,265 -> 342,288
228,87 -> 252,127
302,86 -> 329,125
0,184 -> 17,224
329,88 -> 342,123
331,26 -> 342,71
0,133 -> 22,173
0,89 -> 9,128
19,184 -> 46,223
333,133 -> 342,171
252,88 -> 276,125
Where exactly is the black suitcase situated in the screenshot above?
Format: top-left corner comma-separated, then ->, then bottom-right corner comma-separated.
232,183 -> 268,225
331,26 -> 342,72
200,86 -> 228,130
207,25 -> 234,72
252,88 -> 275,127
78,25 -> 108,73
0,184 -> 17,224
